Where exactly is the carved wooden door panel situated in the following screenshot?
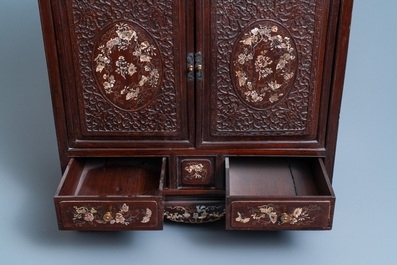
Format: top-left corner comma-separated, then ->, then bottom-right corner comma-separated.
52,0 -> 192,148
198,0 -> 330,147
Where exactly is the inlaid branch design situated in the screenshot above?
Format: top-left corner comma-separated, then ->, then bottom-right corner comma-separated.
71,0 -> 179,133
232,23 -> 297,107
212,0 -> 324,135
71,203 -> 151,227
164,205 -> 225,224
184,163 -> 208,182
93,22 -> 161,110
235,204 -> 321,226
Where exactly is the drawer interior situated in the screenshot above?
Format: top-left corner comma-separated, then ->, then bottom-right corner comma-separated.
55,157 -> 166,230
227,157 -> 333,198
57,157 -> 165,198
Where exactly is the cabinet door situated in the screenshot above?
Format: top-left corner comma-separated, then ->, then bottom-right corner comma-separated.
52,0 -> 192,148
198,0 -> 331,148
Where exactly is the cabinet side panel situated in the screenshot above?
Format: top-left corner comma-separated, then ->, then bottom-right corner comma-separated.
38,0 -> 69,170
325,0 -> 354,180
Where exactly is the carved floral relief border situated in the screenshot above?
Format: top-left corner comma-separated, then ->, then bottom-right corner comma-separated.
211,0 -> 325,135
68,0 -> 179,133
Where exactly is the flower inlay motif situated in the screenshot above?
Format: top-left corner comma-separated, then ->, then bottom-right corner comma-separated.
184,163 -> 207,182
235,204 -> 320,226
231,21 -> 297,109
93,22 -> 162,111
71,203 -> 152,226
164,205 -> 226,224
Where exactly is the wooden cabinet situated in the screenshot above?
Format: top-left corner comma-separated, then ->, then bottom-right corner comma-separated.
39,0 -> 353,231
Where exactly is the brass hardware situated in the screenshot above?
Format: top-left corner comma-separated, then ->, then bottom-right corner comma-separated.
187,53 -> 194,81
280,213 -> 292,224
195,52 -> 203,81
103,212 -> 113,222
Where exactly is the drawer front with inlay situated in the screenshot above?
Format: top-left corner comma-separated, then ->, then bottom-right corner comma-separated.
59,201 -> 160,230
179,158 -> 214,187
225,157 -> 335,230
229,200 -> 331,230
54,157 -> 166,231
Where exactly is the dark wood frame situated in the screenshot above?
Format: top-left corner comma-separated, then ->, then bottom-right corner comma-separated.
39,0 -> 354,230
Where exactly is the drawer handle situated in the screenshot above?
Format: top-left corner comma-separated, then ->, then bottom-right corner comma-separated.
280,212 -> 297,225
103,212 -> 113,222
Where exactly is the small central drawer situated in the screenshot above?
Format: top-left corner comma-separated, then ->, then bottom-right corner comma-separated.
225,157 -> 335,230
177,157 -> 215,187
55,157 -> 166,230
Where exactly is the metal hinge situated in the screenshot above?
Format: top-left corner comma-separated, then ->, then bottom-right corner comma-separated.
187,52 -> 203,82
195,52 -> 203,81
187,53 -> 195,81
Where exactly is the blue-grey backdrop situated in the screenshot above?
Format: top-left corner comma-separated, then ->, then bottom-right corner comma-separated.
0,1 -> 396,264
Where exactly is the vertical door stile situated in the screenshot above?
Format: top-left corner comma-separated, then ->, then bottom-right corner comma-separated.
195,0 -> 207,148
186,0 -> 197,147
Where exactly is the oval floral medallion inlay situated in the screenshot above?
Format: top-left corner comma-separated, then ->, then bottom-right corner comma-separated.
92,22 -> 162,111
231,21 -> 298,109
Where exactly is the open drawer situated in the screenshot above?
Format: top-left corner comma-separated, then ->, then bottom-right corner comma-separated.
225,157 -> 335,230
54,157 -> 166,230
